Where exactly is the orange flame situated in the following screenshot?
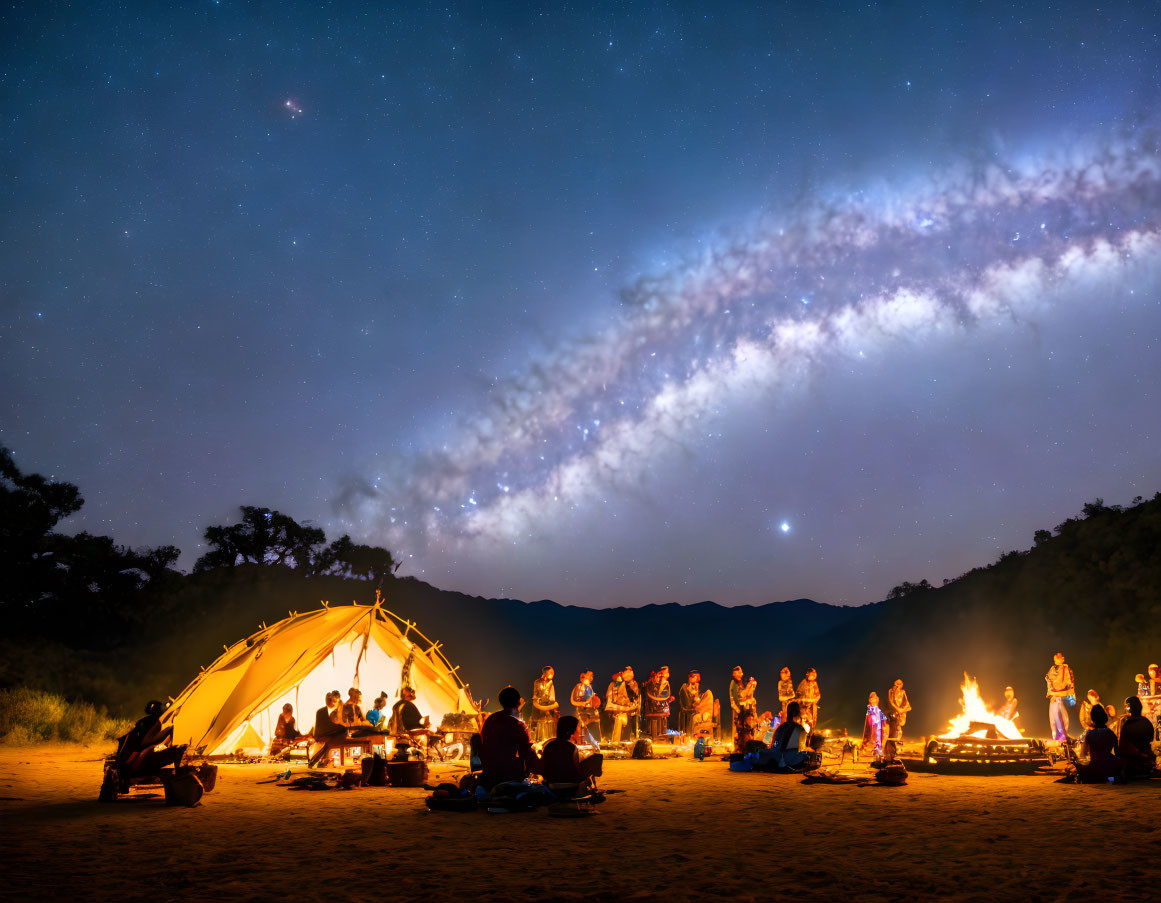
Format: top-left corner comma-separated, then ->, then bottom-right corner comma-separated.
940,672 -> 1022,740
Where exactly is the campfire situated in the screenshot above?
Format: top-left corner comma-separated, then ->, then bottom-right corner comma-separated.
916,673 -> 1049,773
941,673 -> 1021,740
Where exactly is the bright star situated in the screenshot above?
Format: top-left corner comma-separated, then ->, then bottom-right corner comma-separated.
780,521 -> 791,533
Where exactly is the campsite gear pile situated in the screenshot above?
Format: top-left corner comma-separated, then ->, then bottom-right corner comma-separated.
424,779 -> 606,814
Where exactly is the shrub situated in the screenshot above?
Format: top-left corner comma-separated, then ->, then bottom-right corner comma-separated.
0,687 -> 130,746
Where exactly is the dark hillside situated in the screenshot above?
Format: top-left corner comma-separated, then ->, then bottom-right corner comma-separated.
4,496 -> 1158,738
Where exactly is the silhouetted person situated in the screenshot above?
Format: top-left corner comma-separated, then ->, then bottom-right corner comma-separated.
308,691 -> 347,766
530,666 -> 559,742
1076,704 -> 1118,783
769,700 -> 809,769
480,686 -> 540,790
391,687 -> 427,733
340,688 -> 366,727
275,703 -> 302,740
540,715 -> 603,791
728,665 -> 745,734
1118,696 -> 1157,779
114,700 -> 184,789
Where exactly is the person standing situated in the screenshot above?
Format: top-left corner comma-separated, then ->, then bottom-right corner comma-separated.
644,666 -> 675,740
728,665 -> 745,740
776,667 -> 796,724
861,692 -> 885,759
530,666 -> 559,742
604,670 -> 632,744
622,666 -> 641,740
677,670 -> 704,738
570,670 -> 602,748
1044,652 -> 1076,741
886,678 -> 912,739
796,668 -> 821,733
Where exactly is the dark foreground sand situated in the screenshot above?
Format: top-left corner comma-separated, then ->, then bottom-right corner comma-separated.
1,744 -> 1158,902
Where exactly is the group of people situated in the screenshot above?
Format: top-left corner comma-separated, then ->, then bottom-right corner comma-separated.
525,663 -> 927,758
528,665 -> 716,748
1043,653 -> 1160,740
479,686 -> 603,792
859,680 -> 913,758
302,686 -> 435,766
1041,653 -> 1159,782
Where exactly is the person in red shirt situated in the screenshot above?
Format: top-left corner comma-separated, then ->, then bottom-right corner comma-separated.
479,686 -> 540,790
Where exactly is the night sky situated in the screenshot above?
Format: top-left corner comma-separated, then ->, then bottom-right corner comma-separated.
3,2 -> 1159,606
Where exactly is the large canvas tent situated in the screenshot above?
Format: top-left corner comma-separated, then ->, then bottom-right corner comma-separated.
162,600 -> 476,756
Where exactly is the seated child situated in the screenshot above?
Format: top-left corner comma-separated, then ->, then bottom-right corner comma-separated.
540,715 -> 603,791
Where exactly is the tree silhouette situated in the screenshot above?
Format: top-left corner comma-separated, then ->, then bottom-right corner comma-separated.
313,534 -> 400,585
886,578 -> 932,599
194,506 -> 326,571
1,448 -> 182,642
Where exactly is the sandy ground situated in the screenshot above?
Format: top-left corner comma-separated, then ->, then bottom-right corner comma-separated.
1,744 -> 1158,903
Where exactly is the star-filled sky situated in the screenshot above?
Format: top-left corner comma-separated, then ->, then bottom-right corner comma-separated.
3,1 -> 1160,607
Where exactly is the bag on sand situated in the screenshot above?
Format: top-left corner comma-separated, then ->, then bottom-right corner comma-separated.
163,772 -> 205,807
197,763 -> 218,793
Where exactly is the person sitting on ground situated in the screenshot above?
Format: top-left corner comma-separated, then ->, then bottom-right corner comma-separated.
366,694 -> 389,730
1076,704 -> 1119,783
769,701 -> 809,769
479,686 -> 541,790
540,715 -> 603,793
275,703 -> 302,741
1117,696 -> 1157,779
114,700 -> 185,788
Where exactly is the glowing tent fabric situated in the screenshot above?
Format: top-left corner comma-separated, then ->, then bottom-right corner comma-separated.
162,602 -> 472,756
